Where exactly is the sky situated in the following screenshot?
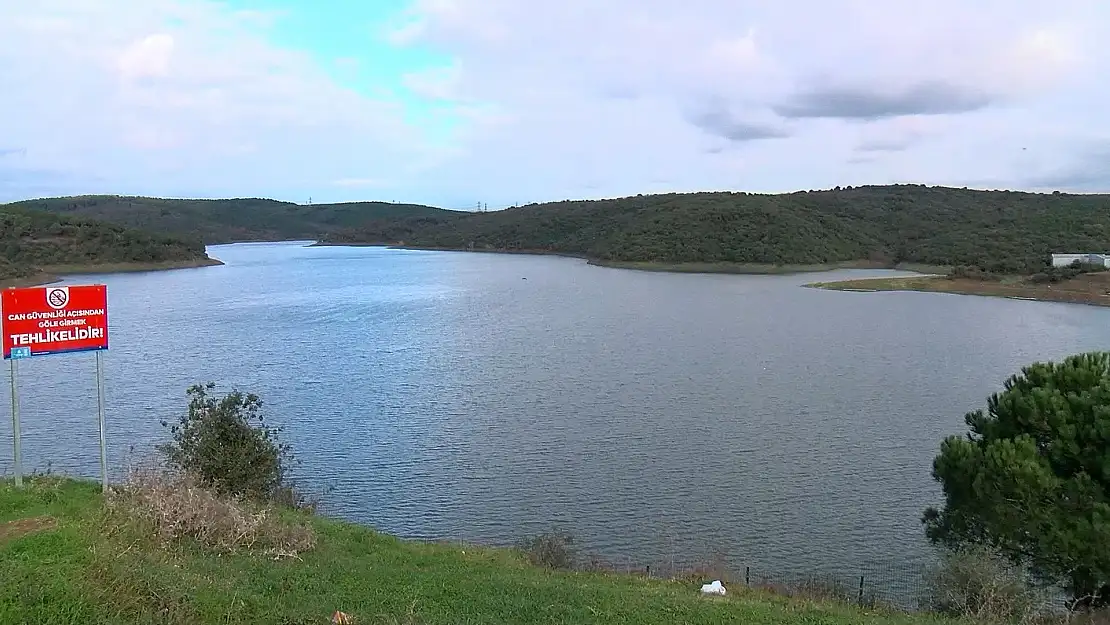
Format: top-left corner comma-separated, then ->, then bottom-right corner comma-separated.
1,0 -> 1109,208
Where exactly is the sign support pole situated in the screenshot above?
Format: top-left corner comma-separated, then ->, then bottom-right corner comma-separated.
9,358 -> 21,488
95,350 -> 107,493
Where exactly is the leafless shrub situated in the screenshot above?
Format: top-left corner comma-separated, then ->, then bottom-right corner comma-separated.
926,543 -> 1049,623
107,463 -> 316,557
517,528 -> 576,570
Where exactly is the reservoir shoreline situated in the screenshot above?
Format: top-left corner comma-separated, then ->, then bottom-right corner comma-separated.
1,257 -> 224,288
806,275 -> 1110,308
312,241 -> 949,276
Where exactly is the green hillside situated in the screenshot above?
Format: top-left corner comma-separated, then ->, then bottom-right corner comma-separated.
326,185 -> 1110,274
0,205 -> 215,283
12,186 -> 1110,274
6,195 -> 455,244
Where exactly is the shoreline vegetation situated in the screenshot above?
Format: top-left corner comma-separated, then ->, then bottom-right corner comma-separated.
312,242 -> 953,276
806,272 -> 1110,308
1,202 -> 222,287
0,257 -> 224,288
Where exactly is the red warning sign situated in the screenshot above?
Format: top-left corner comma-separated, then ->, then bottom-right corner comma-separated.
1,285 -> 109,359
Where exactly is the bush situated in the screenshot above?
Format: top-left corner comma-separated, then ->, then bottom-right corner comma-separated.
108,463 -> 316,557
925,543 -> 1047,622
518,529 -> 576,570
158,383 -> 295,503
948,265 -> 1004,281
1027,261 -> 1107,284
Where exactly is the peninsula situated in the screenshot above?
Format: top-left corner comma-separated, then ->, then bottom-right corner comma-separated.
0,204 -> 221,287
807,265 -> 1110,308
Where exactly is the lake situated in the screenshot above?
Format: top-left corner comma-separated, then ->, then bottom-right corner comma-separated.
2,241 -> 1107,588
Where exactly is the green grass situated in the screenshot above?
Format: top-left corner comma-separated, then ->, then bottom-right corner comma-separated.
0,476 -> 959,625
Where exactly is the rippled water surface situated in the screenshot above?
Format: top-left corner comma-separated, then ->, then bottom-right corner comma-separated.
3,241 -> 1109,576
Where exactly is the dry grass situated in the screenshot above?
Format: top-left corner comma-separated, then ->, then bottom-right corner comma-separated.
107,464 -> 316,558
807,273 -> 1110,308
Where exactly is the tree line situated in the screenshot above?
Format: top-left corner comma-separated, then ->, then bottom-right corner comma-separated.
6,195 -> 453,244
10,185 -> 1110,275
327,185 -> 1110,274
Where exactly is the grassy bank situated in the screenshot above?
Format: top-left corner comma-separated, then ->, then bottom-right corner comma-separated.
0,476 -> 954,625
805,273 -> 1110,307
589,259 -> 950,276
0,258 -> 224,288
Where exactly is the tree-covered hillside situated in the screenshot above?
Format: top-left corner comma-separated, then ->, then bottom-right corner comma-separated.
6,196 -> 454,244
325,185 -> 1110,273
0,205 -> 212,281
12,185 -> 1110,274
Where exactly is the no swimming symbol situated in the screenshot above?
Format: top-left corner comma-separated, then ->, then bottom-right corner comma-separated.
46,287 -> 69,310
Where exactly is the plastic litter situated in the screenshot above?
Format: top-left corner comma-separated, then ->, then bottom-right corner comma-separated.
700,580 -> 727,596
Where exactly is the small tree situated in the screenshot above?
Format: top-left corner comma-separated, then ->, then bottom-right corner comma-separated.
158,383 -> 294,502
924,352 -> 1110,608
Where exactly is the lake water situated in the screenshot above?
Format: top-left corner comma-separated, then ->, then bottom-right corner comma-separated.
2,241 -> 1108,586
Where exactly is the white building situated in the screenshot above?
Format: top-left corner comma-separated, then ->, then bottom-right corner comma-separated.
1051,253 -> 1110,268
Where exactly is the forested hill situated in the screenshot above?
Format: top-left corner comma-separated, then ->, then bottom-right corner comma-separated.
326,185 -> 1110,273
5,196 -> 454,244
0,205 -> 213,282
12,185 -> 1110,274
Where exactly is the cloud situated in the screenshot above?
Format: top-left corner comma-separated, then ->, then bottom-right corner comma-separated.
402,63 -> 462,100
0,0 -> 449,202
384,0 -> 1109,202
117,33 -> 175,82
1024,141 -> 1110,192
332,178 -> 391,188
686,98 -> 790,143
3,0 -> 1110,205
773,81 -> 994,120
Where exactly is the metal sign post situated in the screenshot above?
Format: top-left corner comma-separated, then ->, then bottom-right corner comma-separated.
2,284 -> 109,489
9,358 -> 21,487
95,350 -> 107,492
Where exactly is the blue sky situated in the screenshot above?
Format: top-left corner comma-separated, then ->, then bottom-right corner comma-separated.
216,0 -> 460,143
1,0 -> 1109,208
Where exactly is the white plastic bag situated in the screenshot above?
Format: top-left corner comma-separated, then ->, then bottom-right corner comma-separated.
700,580 -> 726,596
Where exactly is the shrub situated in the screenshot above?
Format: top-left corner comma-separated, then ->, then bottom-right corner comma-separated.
108,463 -> 316,556
925,543 -> 1047,622
518,529 -> 576,570
948,265 -> 1004,281
1027,261 -> 1107,284
158,383 -> 296,503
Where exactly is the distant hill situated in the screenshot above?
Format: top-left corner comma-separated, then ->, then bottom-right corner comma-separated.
13,186 -> 1110,275
5,196 -> 455,244
0,205 -> 215,283
324,185 -> 1110,274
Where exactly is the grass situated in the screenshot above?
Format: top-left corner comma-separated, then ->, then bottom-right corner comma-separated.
589,259 -> 949,275
805,272 -> 1110,308
0,475 -> 961,625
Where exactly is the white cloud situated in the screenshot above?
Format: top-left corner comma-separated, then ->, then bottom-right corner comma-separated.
393,0 -> 1110,202
332,178 -> 391,188
117,33 -> 176,83
0,0 -> 445,202
2,0 -> 1110,206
